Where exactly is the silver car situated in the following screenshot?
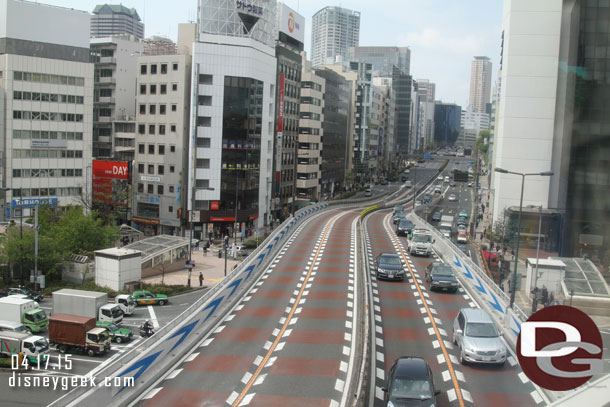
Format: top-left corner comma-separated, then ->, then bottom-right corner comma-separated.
452,308 -> 507,366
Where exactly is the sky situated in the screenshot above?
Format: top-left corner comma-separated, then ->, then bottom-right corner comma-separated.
41,0 -> 503,107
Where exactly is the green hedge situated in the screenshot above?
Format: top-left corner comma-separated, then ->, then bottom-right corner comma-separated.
0,358 -> 12,368
360,205 -> 378,219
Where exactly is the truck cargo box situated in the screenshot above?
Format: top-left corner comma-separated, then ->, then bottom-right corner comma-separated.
49,314 -> 96,346
52,289 -> 107,320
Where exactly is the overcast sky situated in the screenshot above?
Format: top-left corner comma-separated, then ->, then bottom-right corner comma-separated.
42,0 -> 503,107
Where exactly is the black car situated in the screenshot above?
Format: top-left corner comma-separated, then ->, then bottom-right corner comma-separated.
383,357 -> 440,406
396,219 -> 414,237
425,263 -> 459,293
456,216 -> 467,226
449,181 -> 456,187
8,286 -> 43,302
375,253 -> 405,281
393,211 -> 407,225
393,205 -> 404,215
431,212 -> 442,222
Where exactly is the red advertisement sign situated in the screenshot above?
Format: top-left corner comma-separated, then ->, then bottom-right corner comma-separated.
278,73 -> 285,132
210,201 -> 220,210
92,160 -> 129,205
210,217 -> 236,222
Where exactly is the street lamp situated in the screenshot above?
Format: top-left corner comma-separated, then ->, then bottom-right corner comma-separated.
494,167 -> 553,308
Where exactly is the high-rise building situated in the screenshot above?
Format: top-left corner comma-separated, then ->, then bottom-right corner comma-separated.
392,67 -> 414,156
348,46 -> 410,76
190,0 -> 277,241
414,79 -> 436,152
297,59 -> 324,205
315,68 -> 351,196
311,6 -> 360,67
373,78 -> 395,177
0,0 -> 94,220
91,4 -> 144,39
461,105 -> 490,134
433,102 -> 461,147
469,56 -> 492,113
493,0 -> 610,261
90,35 -> 143,159
272,3 -> 304,220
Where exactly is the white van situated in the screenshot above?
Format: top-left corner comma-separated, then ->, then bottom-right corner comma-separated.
364,188 -> 372,197
0,319 -> 28,333
444,176 -> 450,183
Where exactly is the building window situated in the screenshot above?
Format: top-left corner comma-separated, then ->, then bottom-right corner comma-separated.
150,64 -> 157,74
159,125 -> 166,135
169,186 -> 175,193
147,184 -> 153,194
148,164 -> 154,174
148,144 -> 154,154
138,144 -> 145,154
172,83 -> 178,91
170,165 -> 175,173
161,64 -> 167,74
149,105 -> 156,114
172,63 -> 178,71
197,117 -> 211,127
160,84 -> 167,94
158,185 -> 164,195
140,65 -> 147,74
150,84 -> 156,94
170,145 -> 176,152
149,125 -> 155,135
138,163 -> 144,172
140,84 -> 146,95
138,124 -> 145,134
196,159 -> 210,168
160,105 -> 166,115
158,165 -> 164,175
198,95 -> 212,106
170,125 -> 176,132
199,137 -> 211,148
138,183 -> 144,193
171,104 -> 177,112
199,74 -> 213,85
169,205 -> 173,213
139,104 -> 146,114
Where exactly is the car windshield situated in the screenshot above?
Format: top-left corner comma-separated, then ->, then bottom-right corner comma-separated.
466,322 -> 499,338
380,256 -> 401,265
31,310 -> 46,321
433,266 -> 454,276
399,220 -> 412,227
391,378 -> 432,400
108,324 -> 118,332
111,307 -> 123,318
413,234 -> 431,243
19,287 -> 32,295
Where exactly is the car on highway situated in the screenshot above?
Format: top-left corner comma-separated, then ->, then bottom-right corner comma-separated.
96,321 -> 133,343
447,193 -> 457,201
456,232 -> 468,244
393,205 -> 404,215
7,286 -> 43,302
396,219 -> 414,237
450,181 -> 456,187
425,263 -> 459,293
457,216 -> 467,226
383,356 -> 440,406
364,188 -> 372,197
468,181 -> 474,187
132,290 -> 168,306
431,211 -> 442,222
453,308 -> 507,366
393,211 -> 407,225
437,175 -> 443,181
433,185 -> 441,194
457,224 -> 467,234
235,245 -> 249,257
375,253 -> 406,281
458,211 -> 468,219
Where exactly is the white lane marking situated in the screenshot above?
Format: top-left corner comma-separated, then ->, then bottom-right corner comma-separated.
518,372 -> 529,383
531,390 -> 543,404
238,393 -> 255,406
148,305 -> 159,329
142,387 -> 163,400
185,352 -> 199,362
166,368 -> 183,380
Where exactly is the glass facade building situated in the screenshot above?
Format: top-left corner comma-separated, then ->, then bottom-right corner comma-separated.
433,102 -> 461,147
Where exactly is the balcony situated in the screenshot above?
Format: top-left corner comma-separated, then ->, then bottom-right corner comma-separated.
97,77 -> 116,85
96,116 -> 113,123
98,57 -> 116,65
96,96 -> 115,104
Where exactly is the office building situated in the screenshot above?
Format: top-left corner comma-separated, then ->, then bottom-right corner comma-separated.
414,79 -> 436,152
373,78 -> 395,177
469,56 -> 492,113
0,0 -> 94,220
348,46 -> 410,76
190,0 -> 277,241
493,0 -> 610,261
297,59 -> 324,205
392,67 -> 414,156
433,102 -> 461,147
461,105 -> 490,134
91,4 -> 144,39
272,3 -> 304,220
90,35 -> 143,159
311,6 -> 360,67
315,68 -> 351,196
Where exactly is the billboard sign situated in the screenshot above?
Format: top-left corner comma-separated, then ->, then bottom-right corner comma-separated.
278,3 -> 305,44
92,160 -> 129,206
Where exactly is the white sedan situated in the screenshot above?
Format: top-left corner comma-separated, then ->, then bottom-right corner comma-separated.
448,193 -> 457,201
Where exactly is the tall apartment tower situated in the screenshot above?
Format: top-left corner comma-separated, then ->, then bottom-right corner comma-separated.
469,56 -> 492,113
190,0 -> 277,241
0,0 -> 94,220
91,4 -> 144,39
311,6 -> 360,67
348,46 -> 411,76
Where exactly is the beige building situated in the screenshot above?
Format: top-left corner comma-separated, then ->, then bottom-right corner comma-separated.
297,59 -> 324,204
469,56 -> 492,113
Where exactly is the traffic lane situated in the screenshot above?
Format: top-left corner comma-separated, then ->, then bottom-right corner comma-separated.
365,210 -> 464,407
368,211 -> 541,407
229,210 -> 360,406
137,209 -> 347,406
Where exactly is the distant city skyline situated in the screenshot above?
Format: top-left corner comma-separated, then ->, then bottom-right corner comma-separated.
37,1 -> 502,107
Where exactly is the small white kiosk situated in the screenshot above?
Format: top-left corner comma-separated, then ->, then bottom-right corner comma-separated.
94,248 -> 142,291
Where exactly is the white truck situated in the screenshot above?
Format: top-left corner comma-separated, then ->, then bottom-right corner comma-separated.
52,289 -> 123,324
0,297 -> 48,333
0,331 -> 50,364
439,215 -> 454,238
115,294 -> 136,316
407,229 -> 435,257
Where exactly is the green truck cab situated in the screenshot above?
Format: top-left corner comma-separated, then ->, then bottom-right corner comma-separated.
96,321 -> 133,343
132,290 -> 168,306
0,296 -> 48,333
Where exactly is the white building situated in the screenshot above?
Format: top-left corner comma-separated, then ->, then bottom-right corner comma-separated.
311,6 -> 360,67
0,0 -> 94,220
190,0 -> 277,240
461,105 -> 490,134
469,56 -> 492,113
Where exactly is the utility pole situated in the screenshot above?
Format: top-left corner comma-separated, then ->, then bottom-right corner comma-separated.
19,191 -> 23,286
34,203 -> 38,291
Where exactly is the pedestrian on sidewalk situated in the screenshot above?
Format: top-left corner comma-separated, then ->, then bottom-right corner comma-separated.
199,272 -> 204,287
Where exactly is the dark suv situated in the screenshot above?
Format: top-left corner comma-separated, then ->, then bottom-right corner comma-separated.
375,253 -> 405,281
396,219 -> 414,237
425,263 -> 459,293
383,356 -> 440,406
